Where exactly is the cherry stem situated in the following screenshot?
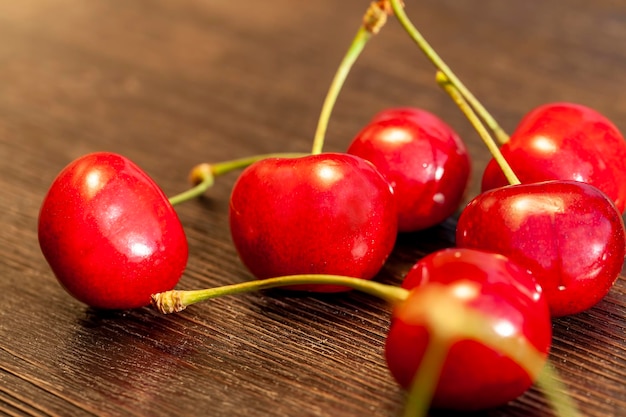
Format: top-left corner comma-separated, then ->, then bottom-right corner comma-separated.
536,362 -> 582,417
310,1 -> 390,155
167,152 -> 306,206
437,71 -> 520,185
388,0 -> 510,145
402,333 -> 451,417
151,274 -> 410,314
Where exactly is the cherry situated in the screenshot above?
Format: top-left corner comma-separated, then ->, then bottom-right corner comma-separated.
229,152 -> 397,291
347,107 -> 471,232
386,248 -> 552,411
38,152 -> 188,309
482,102 -> 626,213
456,180 -> 626,317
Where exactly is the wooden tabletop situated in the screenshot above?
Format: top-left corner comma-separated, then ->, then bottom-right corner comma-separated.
1,1 -> 625,416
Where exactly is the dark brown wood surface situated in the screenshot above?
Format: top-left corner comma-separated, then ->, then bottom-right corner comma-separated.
1,1 -> 625,416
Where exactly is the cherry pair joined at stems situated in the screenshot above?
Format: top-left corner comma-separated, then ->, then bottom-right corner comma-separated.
436,72 -> 626,317
390,0 -> 626,216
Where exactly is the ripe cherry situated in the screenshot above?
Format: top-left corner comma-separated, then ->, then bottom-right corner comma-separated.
229,153 -> 397,291
482,102 -> 626,213
386,248 -> 552,411
456,180 -> 626,317
347,108 -> 470,232
38,152 -> 188,309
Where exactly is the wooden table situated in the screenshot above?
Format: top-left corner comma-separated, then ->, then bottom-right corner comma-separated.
1,1 -> 625,416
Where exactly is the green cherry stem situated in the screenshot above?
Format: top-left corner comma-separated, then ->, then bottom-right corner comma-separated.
402,332 -> 451,417
151,274 -> 410,314
436,71 -> 520,185
167,152 -> 306,206
310,27 -> 366,154
536,362 -> 582,417
388,0 -> 510,145
310,1 -> 390,155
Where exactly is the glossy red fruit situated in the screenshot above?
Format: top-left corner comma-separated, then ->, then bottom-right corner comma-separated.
229,153 -> 397,291
38,152 -> 188,309
482,102 -> 626,213
386,248 -> 551,410
369,107 -> 430,123
457,180 -> 626,317
348,108 -> 470,232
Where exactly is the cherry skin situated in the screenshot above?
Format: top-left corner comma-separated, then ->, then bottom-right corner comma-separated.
229,153 -> 397,292
385,248 -> 551,410
347,108 -> 470,232
457,180 -> 626,317
369,107 -> 432,123
38,152 -> 188,309
482,102 -> 626,213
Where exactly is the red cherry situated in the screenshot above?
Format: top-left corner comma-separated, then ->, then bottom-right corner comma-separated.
386,248 -> 551,410
457,180 -> 626,317
38,152 -> 188,309
482,102 -> 626,212
229,153 -> 397,291
347,108 -> 470,232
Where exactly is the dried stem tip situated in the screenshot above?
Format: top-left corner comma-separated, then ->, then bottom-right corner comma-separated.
364,1 -> 392,34
151,290 -> 187,314
188,163 -> 214,186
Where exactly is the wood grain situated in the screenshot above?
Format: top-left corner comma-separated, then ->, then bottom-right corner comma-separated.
1,1 -> 625,416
